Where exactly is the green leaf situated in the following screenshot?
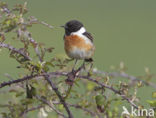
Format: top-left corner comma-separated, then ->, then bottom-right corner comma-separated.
74,81 -> 80,87
26,84 -> 36,98
147,100 -> 156,107
152,92 -> 156,98
58,104 -> 64,110
45,62 -> 54,67
20,98 -> 34,105
87,82 -> 95,91
16,91 -> 24,97
95,95 -> 105,106
1,112 -> 8,118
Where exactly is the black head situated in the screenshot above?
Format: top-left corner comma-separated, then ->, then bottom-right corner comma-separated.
62,20 -> 83,36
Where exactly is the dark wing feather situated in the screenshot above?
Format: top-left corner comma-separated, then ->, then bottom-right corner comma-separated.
83,32 -> 94,42
85,58 -> 93,62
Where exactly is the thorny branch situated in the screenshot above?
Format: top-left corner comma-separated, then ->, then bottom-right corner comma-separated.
93,69 -> 156,89
44,74 -> 74,118
20,100 -> 97,118
67,103 -> 97,117
35,95 -> 67,118
47,72 -> 139,109
28,16 -> 54,29
0,74 -> 38,88
0,70 -> 139,109
0,42 -> 32,61
20,105 -> 43,117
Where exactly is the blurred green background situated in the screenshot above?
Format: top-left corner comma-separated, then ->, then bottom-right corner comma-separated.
0,0 -> 156,117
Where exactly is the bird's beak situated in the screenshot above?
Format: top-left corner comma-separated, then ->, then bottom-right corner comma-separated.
60,25 -> 65,28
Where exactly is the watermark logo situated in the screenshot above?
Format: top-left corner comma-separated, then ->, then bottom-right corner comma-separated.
122,106 -> 155,117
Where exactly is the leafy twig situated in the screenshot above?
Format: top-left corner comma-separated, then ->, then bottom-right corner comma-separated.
92,69 -> 156,89
36,95 -> 67,118
0,42 -> 32,61
0,74 -> 38,88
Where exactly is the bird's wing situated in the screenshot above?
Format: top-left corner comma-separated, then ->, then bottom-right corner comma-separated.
83,32 -> 94,42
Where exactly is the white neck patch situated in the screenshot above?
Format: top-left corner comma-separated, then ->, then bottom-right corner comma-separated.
71,27 -> 92,45
71,27 -> 86,35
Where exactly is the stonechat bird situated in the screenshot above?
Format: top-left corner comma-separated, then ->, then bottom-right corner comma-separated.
61,20 -> 95,71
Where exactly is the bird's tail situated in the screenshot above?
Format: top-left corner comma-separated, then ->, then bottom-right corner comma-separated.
85,58 -> 93,62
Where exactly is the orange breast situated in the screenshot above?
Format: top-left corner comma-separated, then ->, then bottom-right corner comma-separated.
64,35 -> 93,53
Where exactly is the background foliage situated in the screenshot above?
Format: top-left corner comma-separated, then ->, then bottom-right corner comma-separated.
0,0 -> 156,118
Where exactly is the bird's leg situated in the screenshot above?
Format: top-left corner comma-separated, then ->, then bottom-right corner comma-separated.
88,61 -> 93,76
82,60 -> 86,70
66,59 -> 78,85
72,59 -> 78,73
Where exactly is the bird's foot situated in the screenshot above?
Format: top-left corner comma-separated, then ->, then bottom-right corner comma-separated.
66,70 -> 76,85
87,70 -> 93,77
